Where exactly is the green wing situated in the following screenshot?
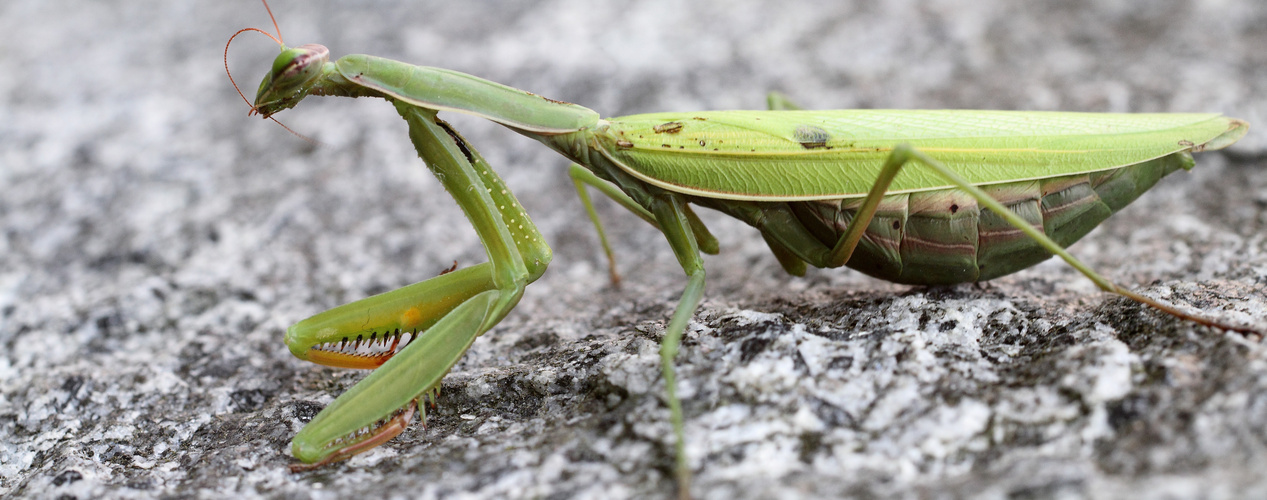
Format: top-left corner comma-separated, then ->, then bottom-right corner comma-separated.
597,110 -> 1248,201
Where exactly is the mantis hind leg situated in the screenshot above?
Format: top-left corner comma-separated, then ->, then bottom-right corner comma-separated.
828,144 -> 1259,334
287,103 -> 553,468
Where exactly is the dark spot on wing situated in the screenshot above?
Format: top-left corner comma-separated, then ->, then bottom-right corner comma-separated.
794,125 -> 831,149
654,121 -> 684,134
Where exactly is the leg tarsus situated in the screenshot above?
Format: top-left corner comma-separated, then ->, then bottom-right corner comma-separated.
1115,286 -> 1262,334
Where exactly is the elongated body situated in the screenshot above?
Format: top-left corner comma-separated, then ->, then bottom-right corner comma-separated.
333,54 -> 1242,279
242,41 -> 1250,499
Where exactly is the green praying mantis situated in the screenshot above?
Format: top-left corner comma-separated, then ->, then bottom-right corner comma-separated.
227,3 -> 1255,497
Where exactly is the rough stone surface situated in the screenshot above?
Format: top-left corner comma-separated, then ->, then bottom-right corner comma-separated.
3,1 -> 1266,499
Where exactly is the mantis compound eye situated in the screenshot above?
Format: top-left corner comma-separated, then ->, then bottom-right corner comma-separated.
273,44 -> 329,81
253,44 -> 330,117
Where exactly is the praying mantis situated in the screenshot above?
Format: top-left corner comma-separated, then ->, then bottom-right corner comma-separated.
227,3 -> 1254,498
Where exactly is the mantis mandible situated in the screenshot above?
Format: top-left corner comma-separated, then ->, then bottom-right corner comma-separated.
227,3 -> 1253,497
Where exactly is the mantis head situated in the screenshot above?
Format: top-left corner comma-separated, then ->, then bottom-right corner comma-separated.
252,44 -> 330,118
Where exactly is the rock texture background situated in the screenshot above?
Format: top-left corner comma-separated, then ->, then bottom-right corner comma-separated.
3,1 -> 1266,498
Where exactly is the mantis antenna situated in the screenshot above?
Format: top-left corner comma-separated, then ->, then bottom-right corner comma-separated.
224,0 -> 317,144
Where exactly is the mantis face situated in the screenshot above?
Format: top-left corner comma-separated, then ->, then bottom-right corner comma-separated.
253,43 -> 329,118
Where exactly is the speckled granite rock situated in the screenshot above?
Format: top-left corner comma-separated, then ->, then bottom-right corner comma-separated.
3,1 -> 1266,499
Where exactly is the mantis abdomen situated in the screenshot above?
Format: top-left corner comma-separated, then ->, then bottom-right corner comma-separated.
790,151 -> 1192,284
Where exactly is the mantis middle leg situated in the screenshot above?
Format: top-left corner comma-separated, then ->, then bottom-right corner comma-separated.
569,164 -> 718,284
647,192 -> 707,500
567,163 -> 708,497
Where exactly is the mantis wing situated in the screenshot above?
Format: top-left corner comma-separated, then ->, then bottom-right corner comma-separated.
599,110 -> 1248,201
